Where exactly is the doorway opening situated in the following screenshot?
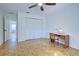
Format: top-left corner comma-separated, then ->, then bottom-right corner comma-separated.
3,14 -> 17,50
3,14 -> 17,44
9,21 -> 17,42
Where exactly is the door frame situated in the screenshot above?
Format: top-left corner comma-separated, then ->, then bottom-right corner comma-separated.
3,14 -> 18,44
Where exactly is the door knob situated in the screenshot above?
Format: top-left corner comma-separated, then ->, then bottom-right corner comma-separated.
3,29 -> 7,31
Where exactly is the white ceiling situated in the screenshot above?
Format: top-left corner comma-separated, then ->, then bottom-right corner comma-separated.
0,3 -> 79,16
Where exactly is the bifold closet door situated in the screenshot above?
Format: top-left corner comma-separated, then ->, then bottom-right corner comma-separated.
24,18 -> 43,39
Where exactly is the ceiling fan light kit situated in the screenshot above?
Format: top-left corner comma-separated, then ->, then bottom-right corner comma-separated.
38,3 -> 43,6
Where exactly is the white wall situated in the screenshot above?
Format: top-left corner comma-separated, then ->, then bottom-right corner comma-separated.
0,10 -> 3,45
46,4 -> 79,50
18,12 -> 46,41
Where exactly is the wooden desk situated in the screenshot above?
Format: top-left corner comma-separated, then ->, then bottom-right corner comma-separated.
49,33 -> 69,48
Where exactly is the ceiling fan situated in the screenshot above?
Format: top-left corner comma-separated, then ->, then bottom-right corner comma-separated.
28,3 -> 56,11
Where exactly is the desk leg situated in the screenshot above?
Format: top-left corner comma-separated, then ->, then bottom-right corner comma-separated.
64,35 -> 69,48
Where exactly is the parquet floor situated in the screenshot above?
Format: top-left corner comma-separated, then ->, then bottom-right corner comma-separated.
0,38 -> 79,56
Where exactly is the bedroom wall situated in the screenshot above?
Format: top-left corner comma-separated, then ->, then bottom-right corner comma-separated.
46,4 -> 79,50
18,12 -> 46,42
0,10 -> 3,45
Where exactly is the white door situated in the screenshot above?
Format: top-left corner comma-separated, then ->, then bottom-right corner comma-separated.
3,16 -> 9,42
24,18 -> 43,39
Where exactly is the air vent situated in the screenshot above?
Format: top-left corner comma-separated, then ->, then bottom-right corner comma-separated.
26,12 -> 30,13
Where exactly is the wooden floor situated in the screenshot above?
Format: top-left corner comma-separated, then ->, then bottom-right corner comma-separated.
0,38 -> 79,56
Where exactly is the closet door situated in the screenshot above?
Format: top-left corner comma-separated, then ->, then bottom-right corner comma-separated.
24,18 -> 43,39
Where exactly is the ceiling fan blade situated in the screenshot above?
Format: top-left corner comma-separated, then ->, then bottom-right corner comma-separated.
44,3 -> 56,6
29,4 -> 38,8
40,6 -> 44,11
